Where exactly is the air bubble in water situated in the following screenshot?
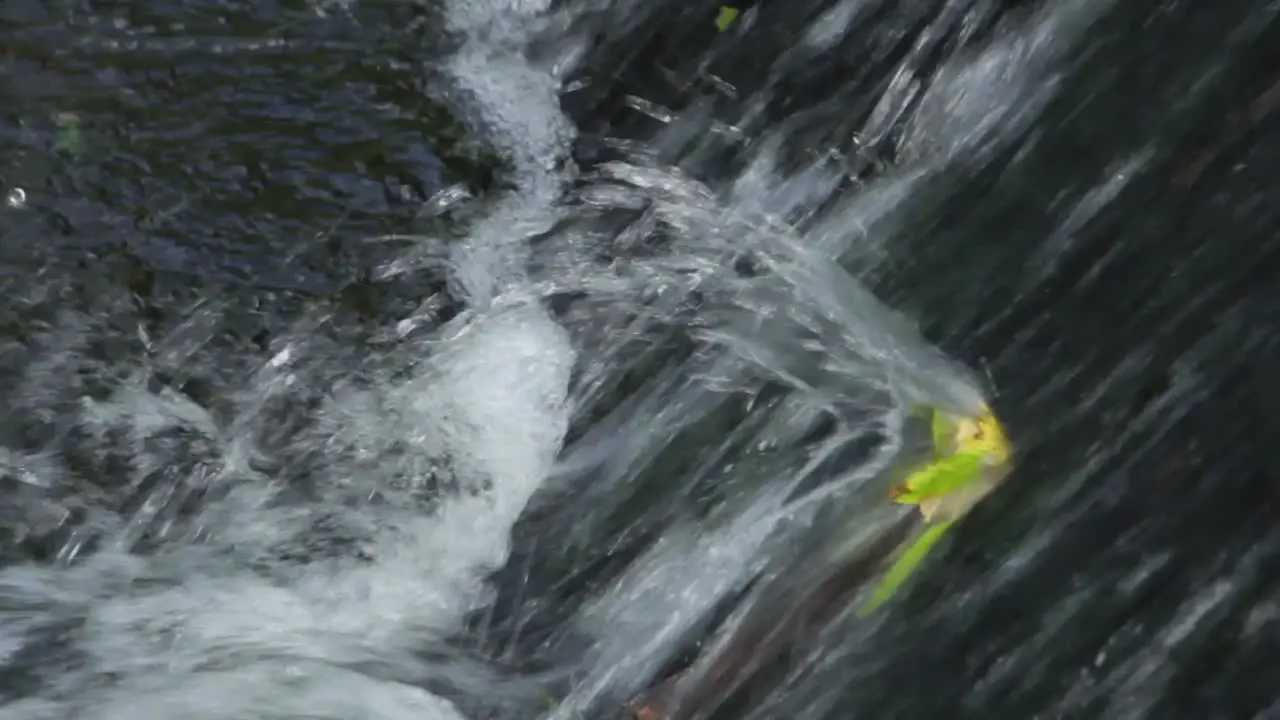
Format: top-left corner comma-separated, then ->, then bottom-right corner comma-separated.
5,188 -> 27,208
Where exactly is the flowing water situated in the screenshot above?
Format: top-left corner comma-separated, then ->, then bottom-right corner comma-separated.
2,1 -> 1279,718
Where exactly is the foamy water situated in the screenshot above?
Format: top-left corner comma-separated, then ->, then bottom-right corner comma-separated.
2,0 -> 580,716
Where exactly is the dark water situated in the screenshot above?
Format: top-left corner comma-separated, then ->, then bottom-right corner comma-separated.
552,2 -> 1280,717
3,0 -> 483,299
2,0 -> 1280,719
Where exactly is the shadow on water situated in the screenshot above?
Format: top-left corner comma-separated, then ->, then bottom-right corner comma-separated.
0,0 -> 1278,719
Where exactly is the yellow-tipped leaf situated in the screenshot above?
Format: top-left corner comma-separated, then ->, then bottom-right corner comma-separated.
891,449 -> 987,504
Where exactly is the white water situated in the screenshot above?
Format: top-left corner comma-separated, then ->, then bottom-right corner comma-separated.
0,0 -> 1118,718
3,1 -> 578,717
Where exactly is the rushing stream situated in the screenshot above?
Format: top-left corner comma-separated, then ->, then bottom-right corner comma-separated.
2,1 -> 1279,719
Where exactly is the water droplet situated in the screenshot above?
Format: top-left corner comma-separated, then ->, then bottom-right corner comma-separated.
5,188 -> 26,208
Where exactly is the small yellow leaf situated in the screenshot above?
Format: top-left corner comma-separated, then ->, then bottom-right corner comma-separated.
892,450 -> 987,504
714,6 -> 740,32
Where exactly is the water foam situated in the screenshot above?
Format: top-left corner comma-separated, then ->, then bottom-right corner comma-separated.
1,0 -> 581,716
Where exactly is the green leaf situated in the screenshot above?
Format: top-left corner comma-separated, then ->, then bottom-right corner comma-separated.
714,6 -> 740,31
54,112 -> 83,158
892,450 -> 986,504
857,520 -> 954,616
